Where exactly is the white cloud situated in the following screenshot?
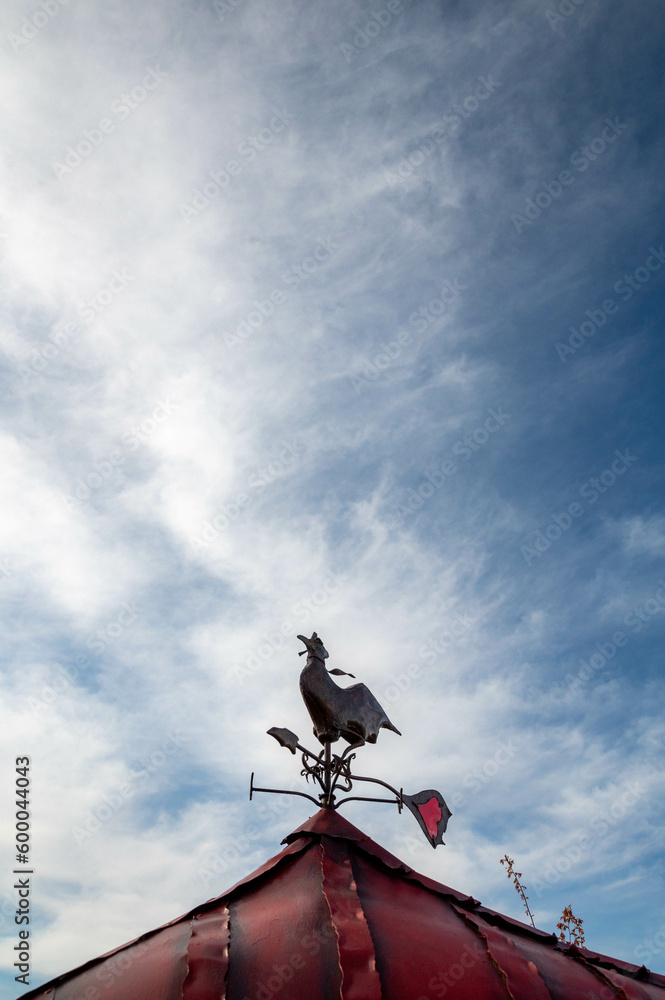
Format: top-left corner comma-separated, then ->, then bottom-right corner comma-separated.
1,0 -> 665,994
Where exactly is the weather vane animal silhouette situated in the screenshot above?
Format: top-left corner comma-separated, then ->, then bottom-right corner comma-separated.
297,631 -> 401,745
250,631 -> 452,847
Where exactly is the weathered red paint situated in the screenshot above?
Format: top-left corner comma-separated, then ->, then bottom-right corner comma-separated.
352,851 -> 510,1000
417,796 -> 442,838
19,809 -> 665,1000
181,907 -> 229,1000
452,906 -> 554,1000
49,920 -> 191,1000
225,842 -> 341,1000
321,837 -> 381,1000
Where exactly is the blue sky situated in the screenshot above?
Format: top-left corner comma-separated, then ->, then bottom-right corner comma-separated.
1,0 -> 664,995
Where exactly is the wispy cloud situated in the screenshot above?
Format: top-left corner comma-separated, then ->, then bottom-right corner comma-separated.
1,0 -> 665,995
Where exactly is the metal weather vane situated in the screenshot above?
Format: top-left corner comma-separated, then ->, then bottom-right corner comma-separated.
250,631 -> 452,848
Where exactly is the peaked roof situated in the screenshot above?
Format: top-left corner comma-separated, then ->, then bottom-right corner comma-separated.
23,809 -> 665,1000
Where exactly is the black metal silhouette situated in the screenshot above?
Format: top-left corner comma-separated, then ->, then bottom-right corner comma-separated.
250,632 -> 452,847
297,632 -> 400,746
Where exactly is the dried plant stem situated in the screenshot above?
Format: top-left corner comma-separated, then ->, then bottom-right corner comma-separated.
500,854 -> 536,928
557,904 -> 585,946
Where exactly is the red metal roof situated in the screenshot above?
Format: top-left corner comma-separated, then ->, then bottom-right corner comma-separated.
22,808 -> 665,1000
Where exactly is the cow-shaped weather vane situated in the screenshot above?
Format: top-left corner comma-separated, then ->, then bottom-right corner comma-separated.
250,631 -> 452,847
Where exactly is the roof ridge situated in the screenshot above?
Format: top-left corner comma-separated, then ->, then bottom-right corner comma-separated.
18,810 -> 665,998
283,809 -> 665,987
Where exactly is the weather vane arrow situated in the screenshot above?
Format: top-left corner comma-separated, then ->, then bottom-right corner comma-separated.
249,631 -> 452,848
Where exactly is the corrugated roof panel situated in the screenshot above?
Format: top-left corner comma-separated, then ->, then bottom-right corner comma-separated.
224,842 -> 341,1000
181,905 -> 229,1000
52,920 -> 191,1000
351,851 -> 511,1000
320,836 -> 381,1000
17,809 -> 665,1000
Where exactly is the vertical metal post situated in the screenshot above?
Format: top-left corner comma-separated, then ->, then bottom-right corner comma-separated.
323,741 -> 332,806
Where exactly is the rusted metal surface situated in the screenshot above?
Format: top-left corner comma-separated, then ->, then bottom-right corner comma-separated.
51,920 -> 191,1000
512,934 -> 628,999
209,831 -> 311,903
452,906 -> 553,1000
351,850 -> 511,1000
18,808 -> 665,1000
320,838 -> 381,1000
605,968 -> 665,999
225,843 -> 341,1000
181,906 -> 230,1000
